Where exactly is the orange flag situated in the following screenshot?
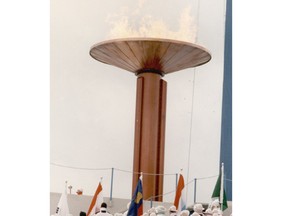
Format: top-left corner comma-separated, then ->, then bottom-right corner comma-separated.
173,174 -> 186,211
87,182 -> 103,216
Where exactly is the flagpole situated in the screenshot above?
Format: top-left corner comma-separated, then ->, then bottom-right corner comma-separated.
110,168 -> 114,204
193,178 -> 197,204
175,173 -> 178,191
220,163 -> 224,211
65,180 -> 68,194
140,172 -> 143,201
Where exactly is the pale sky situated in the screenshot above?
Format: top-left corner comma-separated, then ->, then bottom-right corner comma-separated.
50,0 -> 227,204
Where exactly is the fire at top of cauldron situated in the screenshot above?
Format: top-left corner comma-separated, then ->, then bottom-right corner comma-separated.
91,2 -> 211,75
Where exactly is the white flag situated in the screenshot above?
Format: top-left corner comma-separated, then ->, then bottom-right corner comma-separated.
54,190 -> 70,216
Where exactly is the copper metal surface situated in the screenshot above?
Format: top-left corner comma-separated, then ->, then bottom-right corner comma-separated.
132,73 -> 167,201
90,38 -> 211,75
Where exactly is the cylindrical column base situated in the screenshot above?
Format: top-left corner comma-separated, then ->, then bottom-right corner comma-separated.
132,72 -> 167,201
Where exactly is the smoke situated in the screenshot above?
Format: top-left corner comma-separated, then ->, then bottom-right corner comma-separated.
106,1 -> 197,43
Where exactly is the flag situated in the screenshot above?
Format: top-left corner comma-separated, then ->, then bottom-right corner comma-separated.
54,188 -> 70,216
87,181 -> 104,216
127,175 -> 143,216
212,163 -> 228,211
173,174 -> 186,212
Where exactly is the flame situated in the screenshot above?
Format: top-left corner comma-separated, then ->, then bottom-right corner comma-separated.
106,2 -> 197,43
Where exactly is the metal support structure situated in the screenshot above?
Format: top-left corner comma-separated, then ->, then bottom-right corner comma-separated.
132,73 -> 167,201
110,167 -> 114,203
193,178 -> 197,203
175,173 -> 178,190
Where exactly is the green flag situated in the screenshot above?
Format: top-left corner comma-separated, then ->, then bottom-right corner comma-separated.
212,172 -> 228,211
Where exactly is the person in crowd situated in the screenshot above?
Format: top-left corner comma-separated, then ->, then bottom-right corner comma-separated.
94,202 -> 112,216
211,208 -> 223,216
205,204 -> 213,215
205,199 -> 223,216
122,202 -> 130,216
168,205 -> 177,216
191,203 -> 204,216
180,210 -> 190,216
210,200 -> 222,216
155,206 -> 166,216
147,207 -> 156,215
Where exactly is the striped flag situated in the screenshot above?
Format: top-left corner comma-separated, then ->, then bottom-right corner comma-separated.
87,181 -> 104,216
212,163 -> 228,211
127,175 -> 143,216
173,174 -> 186,212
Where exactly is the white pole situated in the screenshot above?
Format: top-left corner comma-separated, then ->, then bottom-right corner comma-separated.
220,163 -> 224,211
65,180 -> 68,194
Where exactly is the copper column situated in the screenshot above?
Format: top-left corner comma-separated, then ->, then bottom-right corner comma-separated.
132,72 -> 167,201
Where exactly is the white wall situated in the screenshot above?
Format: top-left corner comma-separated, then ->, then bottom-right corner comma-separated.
51,0 -> 227,205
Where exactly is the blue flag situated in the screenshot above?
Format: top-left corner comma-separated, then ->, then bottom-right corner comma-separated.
127,176 -> 143,216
